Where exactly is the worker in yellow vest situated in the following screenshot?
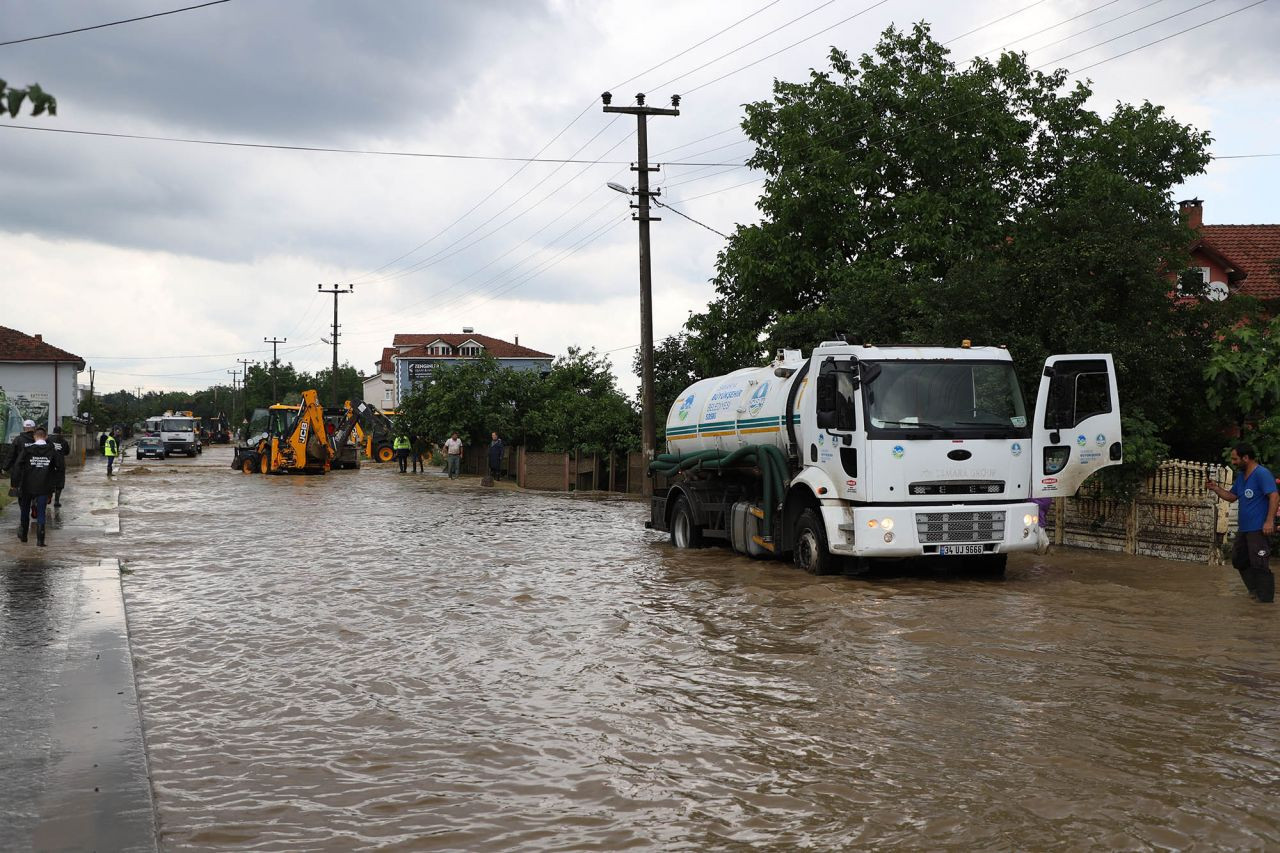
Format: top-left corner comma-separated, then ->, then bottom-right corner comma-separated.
104,431 -> 120,476
393,433 -> 411,474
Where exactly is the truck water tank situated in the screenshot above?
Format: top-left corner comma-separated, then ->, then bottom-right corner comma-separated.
663,353 -> 805,455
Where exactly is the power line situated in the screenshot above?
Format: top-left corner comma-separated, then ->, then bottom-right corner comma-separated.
0,0 -> 231,47
1035,0 -> 1222,69
1068,0 -> 1268,73
942,0 -> 1052,45
976,0 -> 1129,56
681,0 -> 896,96
653,198 -> 728,238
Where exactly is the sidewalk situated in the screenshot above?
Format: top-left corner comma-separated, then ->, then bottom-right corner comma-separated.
0,459 -> 158,852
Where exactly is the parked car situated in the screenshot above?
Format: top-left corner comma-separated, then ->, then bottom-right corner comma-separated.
136,436 -> 166,460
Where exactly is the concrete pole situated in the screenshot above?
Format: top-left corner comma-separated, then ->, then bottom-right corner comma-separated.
602,92 -> 679,496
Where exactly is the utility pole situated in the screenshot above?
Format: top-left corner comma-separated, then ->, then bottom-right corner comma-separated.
227,369 -> 240,423
318,283 -> 355,408
237,359 -> 254,415
264,336 -> 286,403
603,91 -> 679,495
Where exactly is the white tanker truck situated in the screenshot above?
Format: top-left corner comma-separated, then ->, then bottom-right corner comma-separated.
649,341 -> 1123,576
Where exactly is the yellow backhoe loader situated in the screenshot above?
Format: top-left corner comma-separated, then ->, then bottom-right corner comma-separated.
233,390 -> 338,474
343,399 -> 399,463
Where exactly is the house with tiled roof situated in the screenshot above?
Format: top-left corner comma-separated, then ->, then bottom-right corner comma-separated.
1179,199 -> 1280,302
0,326 -> 86,439
361,328 -> 554,407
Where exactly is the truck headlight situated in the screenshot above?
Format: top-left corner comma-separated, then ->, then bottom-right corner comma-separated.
881,518 -> 894,531
1023,513 -> 1038,526
883,532 -> 894,543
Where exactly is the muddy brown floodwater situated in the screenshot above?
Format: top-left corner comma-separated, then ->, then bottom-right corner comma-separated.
117,446 -> 1280,850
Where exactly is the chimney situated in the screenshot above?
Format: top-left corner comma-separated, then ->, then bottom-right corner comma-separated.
1179,198 -> 1203,230
34,333 -> 42,342
462,326 -> 474,334
514,333 -> 519,346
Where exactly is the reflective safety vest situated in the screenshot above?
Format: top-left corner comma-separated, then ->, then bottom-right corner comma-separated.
104,436 -> 118,457
393,436 -> 411,450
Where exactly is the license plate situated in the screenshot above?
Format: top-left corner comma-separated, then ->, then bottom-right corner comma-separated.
939,544 -> 985,556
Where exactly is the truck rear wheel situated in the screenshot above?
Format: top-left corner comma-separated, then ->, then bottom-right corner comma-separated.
670,496 -> 703,548
240,455 -> 255,474
259,454 -> 271,474
376,444 -> 394,463
794,509 -> 839,576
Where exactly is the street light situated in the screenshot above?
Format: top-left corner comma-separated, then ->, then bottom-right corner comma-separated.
607,182 -> 631,195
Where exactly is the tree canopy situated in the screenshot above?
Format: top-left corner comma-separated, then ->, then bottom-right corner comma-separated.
396,349 -> 639,452
686,23 -> 1230,461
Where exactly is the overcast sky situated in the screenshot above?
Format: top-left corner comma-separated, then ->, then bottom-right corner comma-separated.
3,0 -> 1277,396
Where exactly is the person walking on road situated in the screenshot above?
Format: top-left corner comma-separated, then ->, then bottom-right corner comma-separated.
104,430 -> 120,476
411,433 -> 428,473
393,433 -> 412,473
444,431 -> 463,479
47,425 -> 71,507
1208,442 -> 1278,603
488,431 -> 504,482
12,426 -> 63,546
3,418 -> 37,478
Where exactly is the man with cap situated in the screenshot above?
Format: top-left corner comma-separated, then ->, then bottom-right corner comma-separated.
12,426 -> 63,546
3,418 -> 37,483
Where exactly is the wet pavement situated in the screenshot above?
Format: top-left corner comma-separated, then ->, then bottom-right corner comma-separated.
5,445 -> 1280,850
1,456 -> 157,853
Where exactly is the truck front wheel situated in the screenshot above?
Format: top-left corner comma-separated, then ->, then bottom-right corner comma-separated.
794,509 -> 839,576
670,496 -> 703,549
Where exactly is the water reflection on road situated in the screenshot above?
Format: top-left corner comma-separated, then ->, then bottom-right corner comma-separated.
120,447 -> 1280,850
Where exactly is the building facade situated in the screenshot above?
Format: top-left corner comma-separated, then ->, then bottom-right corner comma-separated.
0,326 -> 86,439
1180,198 -> 1280,302
362,329 -> 554,407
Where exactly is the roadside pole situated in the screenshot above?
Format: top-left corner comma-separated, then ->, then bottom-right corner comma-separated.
602,91 -> 679,496
319,284 -> 354,409
264,336 -> 286,403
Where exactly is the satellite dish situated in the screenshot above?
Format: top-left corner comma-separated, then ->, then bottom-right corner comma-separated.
1207,281 -> 1229,302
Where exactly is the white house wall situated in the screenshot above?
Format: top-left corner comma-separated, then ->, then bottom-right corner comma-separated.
0,361 -> 81,428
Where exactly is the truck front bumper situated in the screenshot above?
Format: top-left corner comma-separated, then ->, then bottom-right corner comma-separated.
823,502 -> 1043,559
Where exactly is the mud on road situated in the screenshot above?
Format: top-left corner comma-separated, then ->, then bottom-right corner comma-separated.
111,446 -> 1280,850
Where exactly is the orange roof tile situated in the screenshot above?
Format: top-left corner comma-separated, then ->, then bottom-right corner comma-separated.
0,326 -> 85,368
1200,225 -> 1280,300
391,333 -> 552,360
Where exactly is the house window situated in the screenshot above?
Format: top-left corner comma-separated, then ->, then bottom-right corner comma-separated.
430,344 -> 451,356
384,387 -> 393,403
460,345 -> 482,357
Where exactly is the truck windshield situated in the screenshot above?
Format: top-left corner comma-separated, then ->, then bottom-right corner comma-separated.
162,418 -> 195,432
864,360 -> 1028,435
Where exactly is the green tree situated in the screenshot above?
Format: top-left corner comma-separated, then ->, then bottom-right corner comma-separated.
0,79 -> 55,117
1206,313 -> 1280,437
529,348 -> 639,453
693,23 -> 1223,463
396,354 -> 542,448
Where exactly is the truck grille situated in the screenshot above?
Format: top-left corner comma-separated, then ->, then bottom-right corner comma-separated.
915,511 -> 1006,544
909,481 -> 1004,496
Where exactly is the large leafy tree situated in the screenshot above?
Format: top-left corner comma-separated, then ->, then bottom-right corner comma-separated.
527,348 -> 639,453
695,23 -> 1223,458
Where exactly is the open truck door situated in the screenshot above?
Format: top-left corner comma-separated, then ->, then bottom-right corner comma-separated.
1032,354 -> 1122,497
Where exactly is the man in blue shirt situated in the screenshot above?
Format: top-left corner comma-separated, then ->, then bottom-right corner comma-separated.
1208,443 -> 1278,603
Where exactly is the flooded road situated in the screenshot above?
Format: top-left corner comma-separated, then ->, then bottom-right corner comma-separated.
115,446 -> 1280,850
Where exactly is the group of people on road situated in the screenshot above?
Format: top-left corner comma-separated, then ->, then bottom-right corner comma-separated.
2,419 -> 71,547
394,429 -> 505,483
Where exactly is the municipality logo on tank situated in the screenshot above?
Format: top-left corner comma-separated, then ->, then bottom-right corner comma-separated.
748,381 -> 770,415
677,394 -> 695,422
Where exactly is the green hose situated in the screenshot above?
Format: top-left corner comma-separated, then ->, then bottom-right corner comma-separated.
651,444 -> 791,540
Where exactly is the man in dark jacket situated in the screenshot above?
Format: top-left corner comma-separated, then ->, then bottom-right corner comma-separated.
488,431 -> 504,482
13,426 -> 63,546
3,418 -> 37,480
47,425 -> 71,507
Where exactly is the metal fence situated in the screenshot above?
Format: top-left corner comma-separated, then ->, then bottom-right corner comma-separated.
1052,458 -> 1236,564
